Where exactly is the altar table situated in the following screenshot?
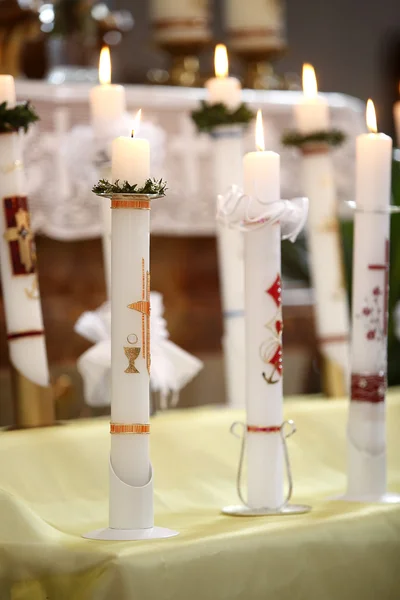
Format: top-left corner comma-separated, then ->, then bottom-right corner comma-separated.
15,81 -> 364,240
0,394 -> 399,600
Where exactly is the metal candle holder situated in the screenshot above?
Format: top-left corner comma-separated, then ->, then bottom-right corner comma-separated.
222,420 -> 311,516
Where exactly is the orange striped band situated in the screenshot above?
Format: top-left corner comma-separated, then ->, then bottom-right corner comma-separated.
111,199 -> 151,210
301,143 -> 330,155
110,423 -> 150,435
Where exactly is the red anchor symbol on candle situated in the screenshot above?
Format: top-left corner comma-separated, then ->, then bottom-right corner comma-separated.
261,274 -> 283,385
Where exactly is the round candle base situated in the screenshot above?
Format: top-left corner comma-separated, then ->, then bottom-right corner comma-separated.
222,504 -> 311,517
82,526 -> 179,541
333,492 -> 400,504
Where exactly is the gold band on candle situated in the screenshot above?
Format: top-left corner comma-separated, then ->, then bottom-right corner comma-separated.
110,423 -> 150,435
111,199 -> 151,210
318,334 -> 349,345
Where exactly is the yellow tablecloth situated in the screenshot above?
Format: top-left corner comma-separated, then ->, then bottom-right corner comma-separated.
0,394 -> 399,600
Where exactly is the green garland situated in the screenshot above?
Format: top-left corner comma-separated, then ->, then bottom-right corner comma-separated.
92,178 -> 167,197
191,101 -> 255,133
281,129 -> 346,149
0,101 -> 39,134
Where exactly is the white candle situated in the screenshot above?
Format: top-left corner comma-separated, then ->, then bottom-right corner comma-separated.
110,119 -> 152,489
212,125 -> 245,408
151,0 -> 210,45
244,111 -> 283,509
226,0 -> 286,53
293,63 -> 350,395
0,75 -> 49,388
347,100 -> 392,499
293,64 -> 329,133
0,75 -> 16,107
111,128 -> 150,186
394,83 -> 400,147
205,45 -> 241,111
89,47 -> 126,138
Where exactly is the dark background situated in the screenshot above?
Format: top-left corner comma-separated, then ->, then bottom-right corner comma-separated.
114,0 -> 400,135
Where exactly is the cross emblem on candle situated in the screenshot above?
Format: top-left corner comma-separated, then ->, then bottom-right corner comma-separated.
368,240 -> 389,335
3,197 -> 36,275
127,258 -> 151,374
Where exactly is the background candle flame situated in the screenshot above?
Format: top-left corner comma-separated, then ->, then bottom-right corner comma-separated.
99,46 -> 111,85
366,99 -> 377,133
255,109 -> 265,151
131,109 -> 142,138
214,44 -> 229,78
302,63 -> 318,98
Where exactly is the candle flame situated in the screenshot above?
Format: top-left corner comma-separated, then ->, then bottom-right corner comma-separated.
302,63 -> 318,98
131,109 -> 142,138
99,46 -> 111,85
214,44 -> 229,78
366,99 -> 377,133
255,109 -> 265,151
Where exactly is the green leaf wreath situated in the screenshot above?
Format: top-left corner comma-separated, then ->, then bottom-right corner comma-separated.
281,129 -> 346,149
92,178 -> 167,197
191,101 -> 255,133
0,101 -> 39,134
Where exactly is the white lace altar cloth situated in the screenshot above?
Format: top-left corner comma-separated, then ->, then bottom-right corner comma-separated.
16,81 -> 365,240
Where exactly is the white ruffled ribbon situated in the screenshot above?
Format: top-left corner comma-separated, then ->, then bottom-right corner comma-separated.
217,185 -> 308,242
74,293 -> 203,410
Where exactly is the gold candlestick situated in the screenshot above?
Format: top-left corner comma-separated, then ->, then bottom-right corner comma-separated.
11,366 -> 55,428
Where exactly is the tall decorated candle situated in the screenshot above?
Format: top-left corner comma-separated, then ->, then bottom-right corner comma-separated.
244,111 -> 284,509
292,63 -> 350,397
85,115 -> 178,540
0,74 -> 53,426
217,111 -> 309,514
206,44 -> 245,408
110,111 -> 151,496
347,100 -> 394,500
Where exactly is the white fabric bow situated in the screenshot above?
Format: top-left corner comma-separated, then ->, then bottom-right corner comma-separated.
74,293 -> 203,410
217,185 -> 308,242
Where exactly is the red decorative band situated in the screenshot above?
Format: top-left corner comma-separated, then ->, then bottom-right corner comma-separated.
111,199 -> 150,210
229,27 -> 283,39
351,373 -> 386,403
318,334 -> 349,345
247,425 -> 281,433
110,423 -> 150,435
7,329 -> 44,341
153,18 -> 208,30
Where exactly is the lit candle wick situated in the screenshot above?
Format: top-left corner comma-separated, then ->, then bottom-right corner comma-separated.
131,130 -> 135,138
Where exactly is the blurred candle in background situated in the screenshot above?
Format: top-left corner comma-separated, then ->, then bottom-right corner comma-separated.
151,0 -> 211,46
293,64 -> 329,132
90,46 -> 126,137
205,44 -> 241,111
292,63 -> 350,397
